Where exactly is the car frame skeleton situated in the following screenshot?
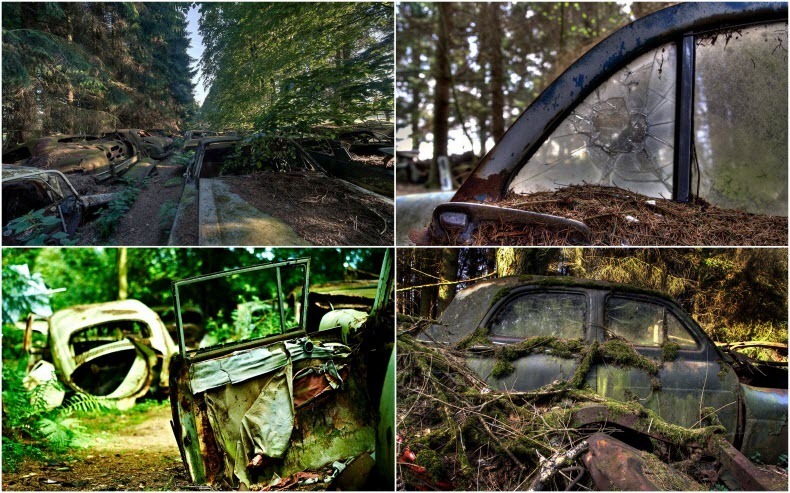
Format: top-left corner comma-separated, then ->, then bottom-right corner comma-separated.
398,2 -> 788,246
412,275 -> 787,490
168,255 -> 394,489
21,299 -> 178,409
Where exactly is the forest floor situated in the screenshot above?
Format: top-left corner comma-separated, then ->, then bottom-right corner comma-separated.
2,402 -> 192,491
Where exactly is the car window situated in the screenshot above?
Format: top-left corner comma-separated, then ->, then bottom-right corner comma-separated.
693,21 -> 788,216
607,297 -> 697,348
489,292 -> 586,341
510,42 -> 677,199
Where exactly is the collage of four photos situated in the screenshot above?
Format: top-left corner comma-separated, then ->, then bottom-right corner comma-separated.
1,1 -> 788,492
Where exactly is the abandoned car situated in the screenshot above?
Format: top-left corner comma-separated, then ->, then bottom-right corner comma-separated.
108,128 -> 175,159
299,137 -> 394,196
181,130 -> 219,150
167,135 -> 394,246
21,299 -> 178,409
2,132 -> 144,181
397,2 -> 788,246
168,255 -> 394,489
338,130 -> 395,157
416,275 -> 787,490
2,165 -> 115,245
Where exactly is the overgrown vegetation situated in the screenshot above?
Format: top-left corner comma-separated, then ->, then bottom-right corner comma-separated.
1,325 -> 111,472
93,179 -> 140,240
4,209 -> 79,246
397,332 -> 726,491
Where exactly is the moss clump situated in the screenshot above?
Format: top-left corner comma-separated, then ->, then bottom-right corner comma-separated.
415,449 -> 444,480
599,338 -> 659,375
486,336 -> 587,379
661,341 -> 679,362
491,359 -> 515,379
716,360 -> 730,380
490,287 -> 512,306
455,326 -> 493,350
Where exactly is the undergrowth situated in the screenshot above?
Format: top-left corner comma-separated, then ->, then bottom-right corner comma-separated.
94,178 -> 140,240
2,326 -> 111,472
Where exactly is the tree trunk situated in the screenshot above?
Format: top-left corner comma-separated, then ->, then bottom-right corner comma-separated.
496,248 -> 557,277
117,248 -> 128,300
486,3 -> 506,140
430,2 -> 453,187
437,248 -> 459,314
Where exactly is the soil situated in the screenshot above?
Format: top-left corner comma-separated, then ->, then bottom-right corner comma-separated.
111,161 -> 185,246
2,405 -> 191,491
224,171 -> 394,245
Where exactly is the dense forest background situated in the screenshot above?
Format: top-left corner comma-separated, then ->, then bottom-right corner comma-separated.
3,2 -> 197,144
2,2 -> 394,146
396,2 -> 669,181
198,2 -> 394,132
398,248 -> 788,347
2,248 -> 385,323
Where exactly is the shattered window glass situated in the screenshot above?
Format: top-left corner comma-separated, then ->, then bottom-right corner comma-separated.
510,43 -> 677,198
489,292 -> 585,341
607,297 -> 696,348
693,22 -> 788,216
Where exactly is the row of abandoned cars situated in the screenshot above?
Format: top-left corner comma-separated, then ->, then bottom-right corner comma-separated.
18,254 -> 395,490
2,127 -> 394,246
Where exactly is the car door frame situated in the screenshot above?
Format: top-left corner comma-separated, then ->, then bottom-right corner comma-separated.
448,2 -> 787,205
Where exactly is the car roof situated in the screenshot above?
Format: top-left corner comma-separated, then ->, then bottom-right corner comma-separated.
452,2 -> 787,203
428,275 -> 677,345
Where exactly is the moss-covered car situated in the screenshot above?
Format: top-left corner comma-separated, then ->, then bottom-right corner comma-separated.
416,276 -> 787,487
168,254 -> 394,490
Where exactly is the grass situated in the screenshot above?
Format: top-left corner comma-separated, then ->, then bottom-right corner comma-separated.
75,400 -> 169,435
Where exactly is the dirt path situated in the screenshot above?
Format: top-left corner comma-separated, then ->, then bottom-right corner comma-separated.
111,161 -> 185,246
2,404 -> 192,491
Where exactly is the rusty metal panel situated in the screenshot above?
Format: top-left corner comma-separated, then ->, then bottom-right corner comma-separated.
740,384 -> 788,464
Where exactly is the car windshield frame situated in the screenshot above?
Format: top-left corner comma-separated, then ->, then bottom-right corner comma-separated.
450,2 -> 788,207
171,257 -> 310,360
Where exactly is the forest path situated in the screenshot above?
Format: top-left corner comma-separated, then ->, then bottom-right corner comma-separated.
2,403 -> 192,491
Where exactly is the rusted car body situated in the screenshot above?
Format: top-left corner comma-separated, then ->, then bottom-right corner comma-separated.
299,137 -> 394,197
2,133 -> 142,181
338,130 -> 394,157
182,130 -> 219,151
168,255 -> 394,489
418,276 -> 787,481
397,3 -> 788,245
108,129 -> 174,159
2,165 -> 114,245
23,299 -> 178,408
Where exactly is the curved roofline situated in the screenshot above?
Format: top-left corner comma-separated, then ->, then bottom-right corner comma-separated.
470,274 -> 678,301
452,2 -> 788,203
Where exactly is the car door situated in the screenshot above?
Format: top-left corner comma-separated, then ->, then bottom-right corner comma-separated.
168,258 -> 376,488
595,293 -> 740,443
464,287 -> 594,391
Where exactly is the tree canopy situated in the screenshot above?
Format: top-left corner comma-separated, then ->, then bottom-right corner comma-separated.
198,2 -> 394,132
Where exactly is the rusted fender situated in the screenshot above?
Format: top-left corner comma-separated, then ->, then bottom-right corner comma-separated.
708,439 -> 788,491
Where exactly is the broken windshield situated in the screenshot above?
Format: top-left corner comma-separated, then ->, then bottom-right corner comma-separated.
510,42 -> 677,198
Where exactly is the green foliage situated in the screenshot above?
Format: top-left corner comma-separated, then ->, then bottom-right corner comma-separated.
4,209 -> 75,246
221,134 -> 302,175
169,149 -> 195,168
94,179 -> 140,240
199,3 -> 393,131
158,200 -> 179,230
